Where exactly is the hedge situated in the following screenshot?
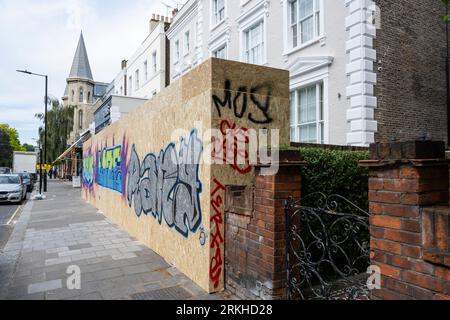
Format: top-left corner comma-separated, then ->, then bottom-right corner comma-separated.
295,147 -> 369,211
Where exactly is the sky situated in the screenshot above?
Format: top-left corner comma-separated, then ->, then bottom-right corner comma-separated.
0,0 -> 182,146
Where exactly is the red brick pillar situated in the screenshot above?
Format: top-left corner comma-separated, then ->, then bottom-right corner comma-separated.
253,158 -> 305,299
225,150 -> 305,300
361,141 -> 450,300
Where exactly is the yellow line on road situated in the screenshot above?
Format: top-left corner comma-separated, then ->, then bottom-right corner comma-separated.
6,205 -> 21,226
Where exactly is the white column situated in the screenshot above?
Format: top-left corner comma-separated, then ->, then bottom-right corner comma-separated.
345,0 -> 377,146
196,0 -> 204,64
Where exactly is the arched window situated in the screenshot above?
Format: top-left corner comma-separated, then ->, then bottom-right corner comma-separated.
79,88 -> 84,103
71,90 -> 75,102
78,110 -> 83,129
87,92 -> 91,103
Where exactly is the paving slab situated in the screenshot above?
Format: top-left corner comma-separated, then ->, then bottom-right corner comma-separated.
0,180 -> 232,300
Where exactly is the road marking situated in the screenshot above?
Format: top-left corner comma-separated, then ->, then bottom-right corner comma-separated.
6,205 -> 21,226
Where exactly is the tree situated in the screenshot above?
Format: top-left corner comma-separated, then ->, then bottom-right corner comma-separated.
0,127 -> 13,167
22,143 -> 36,152
0,124 -> 26,152
35,99 -> 74,163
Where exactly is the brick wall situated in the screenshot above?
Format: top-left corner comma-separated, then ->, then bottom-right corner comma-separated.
224,151 -> 305,300
362,141 -> 450,300
375,0 -> 449,144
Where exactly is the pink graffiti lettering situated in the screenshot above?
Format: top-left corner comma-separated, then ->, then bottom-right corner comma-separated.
210,178 -> 225,289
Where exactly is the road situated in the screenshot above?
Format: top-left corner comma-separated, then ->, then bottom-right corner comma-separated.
0,202 -> 23,250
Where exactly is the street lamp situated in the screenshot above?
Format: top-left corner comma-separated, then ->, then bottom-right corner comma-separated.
31,138 -> 43,196
16,69 -> 48,192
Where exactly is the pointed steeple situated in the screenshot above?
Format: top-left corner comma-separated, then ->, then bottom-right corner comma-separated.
68,31 -> 93,80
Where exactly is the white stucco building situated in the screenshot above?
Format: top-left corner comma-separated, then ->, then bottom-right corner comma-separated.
166,0 -> 377,146
113,15 -> 171,99
93,15 -> 172,134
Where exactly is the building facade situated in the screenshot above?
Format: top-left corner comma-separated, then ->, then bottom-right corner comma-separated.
112,15 -> 171,99
166,0 -> 374,146
62,32 -> 108,145
90,15 -> 172,135
374,0 -> 449,145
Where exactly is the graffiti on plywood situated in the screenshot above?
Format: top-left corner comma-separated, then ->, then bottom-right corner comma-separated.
82,152 -> 94,187
96,137 -> 129,196
127,129 -> 203,238
212,80 -> 273,124
210,178 -> 225,289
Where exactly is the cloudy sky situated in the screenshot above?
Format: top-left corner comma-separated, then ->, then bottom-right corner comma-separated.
0,0 -> 181,146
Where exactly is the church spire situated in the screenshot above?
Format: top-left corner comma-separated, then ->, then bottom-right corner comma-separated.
68,32 -> 93,80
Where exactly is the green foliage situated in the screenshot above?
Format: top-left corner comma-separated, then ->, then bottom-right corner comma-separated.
443,0 -> 450,21
297,147 -> 370,210
35,100 -> 74,163
0,128 -> 13,167
22,143 -> 36,152
0,124 -> 26,152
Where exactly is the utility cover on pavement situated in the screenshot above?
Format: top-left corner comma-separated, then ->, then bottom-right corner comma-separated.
130,286 -> 192,300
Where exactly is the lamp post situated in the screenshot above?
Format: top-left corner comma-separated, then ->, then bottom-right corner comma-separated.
32,138 -> 43,195
17,69 -> 48,192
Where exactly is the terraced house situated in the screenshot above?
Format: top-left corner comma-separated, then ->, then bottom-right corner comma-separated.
166,0 -> 449,147
166,0 -> 376,146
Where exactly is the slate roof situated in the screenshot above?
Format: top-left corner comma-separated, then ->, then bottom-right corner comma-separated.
68,32 -> 93,80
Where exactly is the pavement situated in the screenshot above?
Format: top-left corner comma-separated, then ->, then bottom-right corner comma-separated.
0,180 -> 232,300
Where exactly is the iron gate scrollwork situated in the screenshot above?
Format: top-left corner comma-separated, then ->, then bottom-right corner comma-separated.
284,193 -> 370,300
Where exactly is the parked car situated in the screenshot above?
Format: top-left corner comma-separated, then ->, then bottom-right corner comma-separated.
0,167 -> 11,174
17,172 -> 33,192
0,174 -> 27,203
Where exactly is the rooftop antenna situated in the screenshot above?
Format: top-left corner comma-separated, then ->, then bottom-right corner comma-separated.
161,0 -> 184,16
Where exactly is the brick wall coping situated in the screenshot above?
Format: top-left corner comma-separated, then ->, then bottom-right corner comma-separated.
369,141 -> 445,160
254,160 -> 307,168
359,159 -> 450,168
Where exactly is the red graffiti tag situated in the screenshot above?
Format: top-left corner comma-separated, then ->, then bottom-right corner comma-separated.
212,120 -> 252,175
210,178 -> 225,289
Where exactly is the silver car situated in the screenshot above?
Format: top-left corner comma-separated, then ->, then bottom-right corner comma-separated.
0,174 -> 27,203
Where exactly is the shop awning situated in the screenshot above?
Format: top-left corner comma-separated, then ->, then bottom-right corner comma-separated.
53,130 -> 91,164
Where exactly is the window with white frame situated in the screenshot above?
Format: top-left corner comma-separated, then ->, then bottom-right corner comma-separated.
244,21 -> 264,65
135,69 -> 140,90
152,51 -> 157,74
289,0 -> 321,48
213,0 -> 225,25
175,40 -> 180,62
290,82 -> 324,143
184,31 -> 190,54
213,45 -> 227,59
144,61 -> 148,81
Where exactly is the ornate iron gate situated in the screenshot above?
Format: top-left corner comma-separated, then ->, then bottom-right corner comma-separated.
284,193 -> 370,300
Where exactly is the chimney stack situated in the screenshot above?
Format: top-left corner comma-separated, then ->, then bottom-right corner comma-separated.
121,60 -> 127,70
